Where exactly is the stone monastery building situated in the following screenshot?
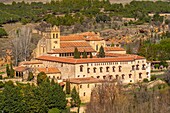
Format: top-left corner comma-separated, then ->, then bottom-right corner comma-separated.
16,26 -> 150,102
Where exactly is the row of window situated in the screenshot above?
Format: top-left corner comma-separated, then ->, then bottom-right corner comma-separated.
59,52 -> 91,57
86,60 -> 146,67
80,64 -> 146,73
77,72 -> 148,80
80,65 -> 122,73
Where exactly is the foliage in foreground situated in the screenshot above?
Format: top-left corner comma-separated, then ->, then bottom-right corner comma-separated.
0,80 -> 67,113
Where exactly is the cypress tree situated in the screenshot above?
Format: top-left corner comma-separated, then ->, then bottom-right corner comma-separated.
27,72 -> 34,81
74,47 -> 80,59
66,79 -> 70,94
98,46 -> 105,58
71,87 -> 81,108
82,50 -> 87,58
51,78 -> 55,85
6,64 -> 10,77
10,63 -> 14,78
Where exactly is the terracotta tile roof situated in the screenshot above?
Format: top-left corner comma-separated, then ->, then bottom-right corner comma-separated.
60,42 -> 91,48
104,47 -> 125,51
19,61 -> 43,66
65,77 -> 106,84
48,47 -> 96,54
37,67 -> 60,74
105,53 -> 128,57
105,53 -> 145,60
36,56 -> 136,64
14,66 -> 29,72
60,35 -> 85,41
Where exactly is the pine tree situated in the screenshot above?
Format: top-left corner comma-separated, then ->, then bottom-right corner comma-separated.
98,46 -> 105,58
10,63 -> 14,78
74,47 -> 80,59
6,64 -> 10,77
82,50 -> 87,58
66,80 -> 70,94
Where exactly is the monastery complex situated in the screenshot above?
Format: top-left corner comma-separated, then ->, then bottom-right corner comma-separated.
14,26 -> 151,102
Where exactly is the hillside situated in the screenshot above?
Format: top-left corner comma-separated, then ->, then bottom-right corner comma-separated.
0,0 -> 168,4
0,0 -> 50,4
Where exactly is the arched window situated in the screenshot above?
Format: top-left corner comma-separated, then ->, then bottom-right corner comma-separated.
112,66 -> 115,72
106,67 -> 109,72
109,75 -> 113,80
84,92 -> 86,96
80,85 -> 82,88
119,66 -> 122,72
56,34 -> 58,38
129,74 -> 132,78
100,67 -> 103,73
136,65 -> 139,70
139,73 -> 142,78
53,34 -> 55,38
80,65 -> 83,72
116,75 -> 119,79
103,76 -> 106,79
87,68 -> 90,73
93,67 -> 96,73
97,76 -> 100,78
87,84 -> 89,88
122,74 -> 125,79
132,65 -> 135,70
142,64 -> 146,70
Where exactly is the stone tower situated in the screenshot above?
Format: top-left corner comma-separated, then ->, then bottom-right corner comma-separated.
45,26 -> 60,52
34,26 -> 60,58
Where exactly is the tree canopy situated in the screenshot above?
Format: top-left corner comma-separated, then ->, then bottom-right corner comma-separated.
0,79 -> 67,113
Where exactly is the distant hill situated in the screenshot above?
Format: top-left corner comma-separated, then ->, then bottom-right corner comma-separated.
0,0 -> 168,4
0,0 -> 51,4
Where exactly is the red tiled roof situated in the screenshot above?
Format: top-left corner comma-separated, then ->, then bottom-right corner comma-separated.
37,67 -> 60,74
105,53 -> 145,60
36,56 -> 137,64
60,42 -> 91,48
60,35 -> 85,41
65,77 -> 106,84
104,47 -> 125,51
48,47 -> 96,54
14,66 -> 29,72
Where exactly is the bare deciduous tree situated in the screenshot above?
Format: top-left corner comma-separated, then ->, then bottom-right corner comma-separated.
11,26 -> 32,66
86,83 -> 170,113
